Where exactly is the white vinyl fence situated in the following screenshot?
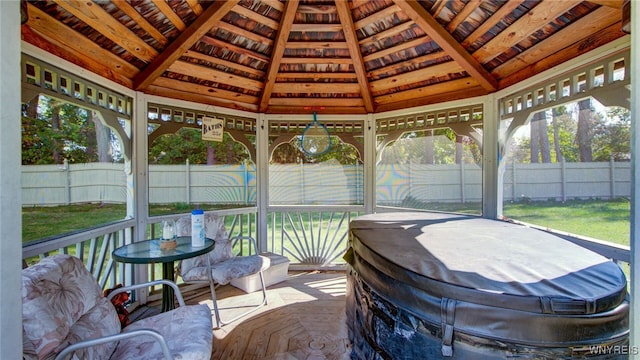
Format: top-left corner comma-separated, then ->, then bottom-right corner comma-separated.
21,160 -> 631,207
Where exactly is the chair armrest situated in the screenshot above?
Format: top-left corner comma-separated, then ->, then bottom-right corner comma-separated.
230,235 -> 259,256
54,329 -> 173,360
107,279 -> 186,307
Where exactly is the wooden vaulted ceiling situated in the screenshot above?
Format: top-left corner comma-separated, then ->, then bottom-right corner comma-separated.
21,0 -> 627,115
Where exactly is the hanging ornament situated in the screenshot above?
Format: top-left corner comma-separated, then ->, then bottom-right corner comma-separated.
300,112 -> 332,156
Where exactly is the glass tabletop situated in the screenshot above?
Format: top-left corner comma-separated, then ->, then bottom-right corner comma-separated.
112,236 -> 215,264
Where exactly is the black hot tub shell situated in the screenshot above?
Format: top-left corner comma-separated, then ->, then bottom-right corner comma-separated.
345,212 -> 629,359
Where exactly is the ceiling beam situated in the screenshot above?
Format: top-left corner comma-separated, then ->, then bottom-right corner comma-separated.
336,0 -> 374,112
112,1 -> 168,46
152,0 -> 186,31
587,0 -> 623,8
472,1 -> 582,64
393,0 -> 498,91
24,4 -> 138,81
168,60 -> 263,92
446,0 -> 482,32
133,0 -> 239,90
259,0 -> 299,112
492,6 -> 621,79
362,37 -> 432,63
53,0 -> 158,63
461,1 -> 524,48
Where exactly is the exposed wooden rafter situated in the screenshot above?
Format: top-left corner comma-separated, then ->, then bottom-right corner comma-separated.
336,0 -> 374,112
133,0 -> 239,90
21,0 -> 626,114
393,0 -> 498,92
259,0 -> 298,112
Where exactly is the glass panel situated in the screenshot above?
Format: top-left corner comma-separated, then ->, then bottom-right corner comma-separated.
148,128 -> 255,216
376,129 -> 482,214
501,99 -> 630,246
21,95 -> 127,243
269,130 -> 364,206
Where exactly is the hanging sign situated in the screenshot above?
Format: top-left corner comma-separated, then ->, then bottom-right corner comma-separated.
202,116 -> 224,142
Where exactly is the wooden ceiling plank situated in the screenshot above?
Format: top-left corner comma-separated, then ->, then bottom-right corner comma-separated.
461,1 -> 524,48
276,72 -> 357,80
53,0 -> 158,63
112,1 -> 168,46
185,0 -> 204,15
290,24 -> 344,32
151,0 -> 186,31
374,77 -> 480,104
353,4 -> 402,30
587,0 -> 623,9
261,0 -> 285,12
362,37 -> 431,62
168,60 -> 263,92
367,51 -> 446,78
25,4 -> 139,78
369,61 -> 465,92
446,0 -> 482,32
217,21 -> 273,47
375,86 -> 487,113
430,0 -> 448,19
265,105 -> 367,114
152,77 -> 259,103
133,0 -> 239,90
233,6 -> 280,29
146,84 -> 258,112
279,57 -> 354,64
498,23 -> 626,89
297,5 -> 337,14
286,41 -> 348,49
359,21 -> 416,47
473,1 -> 583,64
200,35 -> 271,62
336,0 -> 374,112
183,50 -> 266,77
22,19 -> 135,88
269,98 -> 364,107
394,0 -> 497,91
259,0 -> 298,112
272,82 -> 361,93
493,6 -> 621,79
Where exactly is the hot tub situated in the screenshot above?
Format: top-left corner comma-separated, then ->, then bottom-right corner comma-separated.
345,212 -> 629,359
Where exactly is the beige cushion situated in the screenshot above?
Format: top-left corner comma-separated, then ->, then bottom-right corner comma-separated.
22,255 -> 120,360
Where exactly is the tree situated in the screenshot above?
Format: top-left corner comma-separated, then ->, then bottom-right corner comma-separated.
591,107 -> 630,161
21,96 -> 115,165
577,98 -> 593,162
149,128 -> 249,165
91,111 -> 112,162
551,106 -> 564,162
530,111 -> 551,163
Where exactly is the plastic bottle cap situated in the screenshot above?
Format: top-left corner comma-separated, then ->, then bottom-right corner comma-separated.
192,209 -> 204,215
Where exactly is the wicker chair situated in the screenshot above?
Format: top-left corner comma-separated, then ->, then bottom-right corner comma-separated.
22,254 -> 213,360
176,212 -> 270,328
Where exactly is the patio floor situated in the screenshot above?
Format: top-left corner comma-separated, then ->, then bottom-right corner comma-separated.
132,271 -> 351,360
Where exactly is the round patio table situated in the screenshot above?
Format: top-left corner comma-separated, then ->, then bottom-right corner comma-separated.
113,236 -> 215,312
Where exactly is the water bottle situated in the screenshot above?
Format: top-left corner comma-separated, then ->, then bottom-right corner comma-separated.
191,209 -> 205,247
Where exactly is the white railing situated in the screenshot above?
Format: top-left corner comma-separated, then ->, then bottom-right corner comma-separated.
266,206 -> 364,268
22,219 -> 136,290
22,206 -> 631,300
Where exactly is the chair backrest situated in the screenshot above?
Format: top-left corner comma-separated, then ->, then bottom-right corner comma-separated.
22,254 -> 121,360
176,212 -> 233,274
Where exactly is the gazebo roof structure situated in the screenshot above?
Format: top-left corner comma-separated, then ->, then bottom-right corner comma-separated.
21,0 -> 628,115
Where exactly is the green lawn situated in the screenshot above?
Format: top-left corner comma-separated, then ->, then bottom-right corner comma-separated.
22,203 -> 126,243
22,199 -> 631,247
503,198 -> 630,246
